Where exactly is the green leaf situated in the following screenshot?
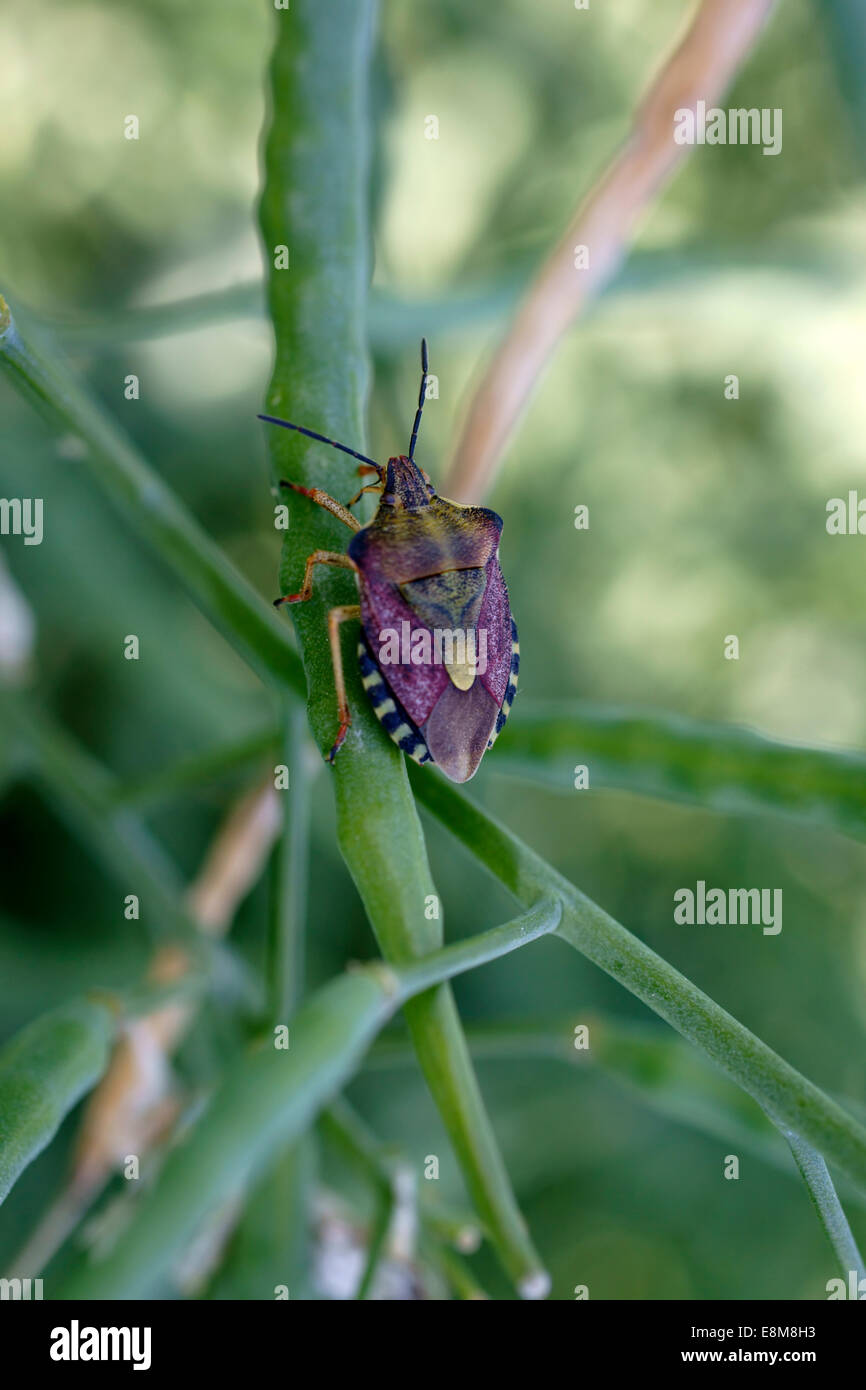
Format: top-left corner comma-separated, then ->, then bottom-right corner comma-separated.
0,998 -> 115,1206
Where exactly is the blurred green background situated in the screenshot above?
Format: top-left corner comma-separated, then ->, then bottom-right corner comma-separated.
1,0 -> 865,1298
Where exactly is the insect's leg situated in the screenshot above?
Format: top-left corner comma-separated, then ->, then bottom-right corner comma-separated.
347,461 -> 386,506
274,551 -> 356,607
279,480 -> 361,532
326,603 -> 361,764
346,482 -> 383,507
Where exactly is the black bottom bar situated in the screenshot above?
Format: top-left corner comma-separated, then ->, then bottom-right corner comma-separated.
0,1298 -> 861,1374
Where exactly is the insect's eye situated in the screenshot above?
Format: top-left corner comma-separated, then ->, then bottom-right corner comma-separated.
383,492 -> 396,505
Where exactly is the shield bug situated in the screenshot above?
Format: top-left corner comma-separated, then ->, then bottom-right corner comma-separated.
259,340 -> 518,783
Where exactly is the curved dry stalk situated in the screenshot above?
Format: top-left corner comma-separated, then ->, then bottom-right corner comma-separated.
73,779 -> 282,1172
445,0 -> 777,503
184,780 -> 282,935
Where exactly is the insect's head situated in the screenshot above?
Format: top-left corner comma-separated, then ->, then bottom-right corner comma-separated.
258,338 -> 436,509
377,338 -> 435,509
381,455 -> 436,509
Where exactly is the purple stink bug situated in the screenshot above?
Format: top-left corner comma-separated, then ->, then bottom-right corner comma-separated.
259,340 -> 518,783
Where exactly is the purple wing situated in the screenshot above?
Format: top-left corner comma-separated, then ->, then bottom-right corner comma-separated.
359,550 -> 513,783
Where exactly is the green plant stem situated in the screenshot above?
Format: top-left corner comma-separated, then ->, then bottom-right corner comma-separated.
411,769 -> 866,1195
321,1099 -> 486,1297
319,1099 -> 396,1298
431,1244 -> 490,1300
319,1098 -> 392,1195
784,1130 -> 866,1280
0,295 -> 303,694
491,701 -> 866,844
366,1018 -> 866,1212
258,0 -> 547,1297
203,1141 -> 317,1301
392,898 -> 561,1004
355,1178 -> 396,1300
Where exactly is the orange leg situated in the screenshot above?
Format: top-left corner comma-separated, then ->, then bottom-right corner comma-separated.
346,482 -> 384,507
279,480 -> 360,532
273,550 -> 356,608
348,463 -> 384,505
327,604 -> 362,763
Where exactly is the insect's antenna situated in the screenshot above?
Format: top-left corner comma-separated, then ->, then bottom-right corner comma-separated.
258,415 -> 381,471
408,337 -> 429,462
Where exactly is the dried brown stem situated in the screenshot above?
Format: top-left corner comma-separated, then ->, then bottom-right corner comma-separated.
445,0 -> 777,504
